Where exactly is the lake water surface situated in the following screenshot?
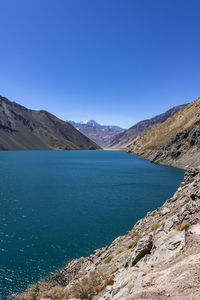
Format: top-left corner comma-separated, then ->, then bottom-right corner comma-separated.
0,150 -> 184,299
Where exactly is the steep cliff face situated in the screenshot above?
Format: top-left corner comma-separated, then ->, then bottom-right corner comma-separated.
0,96 -> 100,150
108,104 -> 187,149
15,168 -> 200,300
140,120 -> 200,169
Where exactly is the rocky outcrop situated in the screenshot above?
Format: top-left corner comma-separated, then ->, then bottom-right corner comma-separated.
108,104 -> 187,149
0,96 -> 100,150
68,120 -> 125,148
124,234 -> 153,268
14,167 -> 200,300
139,120 -> 200,169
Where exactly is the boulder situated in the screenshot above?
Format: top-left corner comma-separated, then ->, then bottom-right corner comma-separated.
124,235 -> 153,268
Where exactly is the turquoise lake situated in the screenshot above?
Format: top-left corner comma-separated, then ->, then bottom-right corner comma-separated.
0,150 -> 184,299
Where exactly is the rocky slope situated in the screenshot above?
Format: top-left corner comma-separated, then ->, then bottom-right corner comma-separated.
108,104 -> 187,149
68,120 -> 125,148
14,167 -> 200,300
130,98 -> 200,169
0,96 -> 100,150
131,98 -> 200,155
140,120 -> 200,169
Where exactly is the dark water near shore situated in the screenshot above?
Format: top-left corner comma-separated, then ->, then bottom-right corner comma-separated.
0,150 -> 184,299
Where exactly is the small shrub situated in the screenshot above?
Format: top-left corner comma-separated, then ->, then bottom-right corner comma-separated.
191,218 -> 199,225
39,283 -> 70,299
151,223 -> 159,232
104,255 -> 114,264
167,197 -> 173,203
111,267 -> 118,274
70,271 -> 113,299
103,277 -> 114,286
151,210 -> 156,217
131,231 -> 139,238
126,242 -> 134,249
116,247 -> 124,254
195,207 -> 200,213
95,277 -> 114,293
176,223 -> 188,231
70,271 -> 102,299
126,234 -> 141,249
184,196 -> 190,204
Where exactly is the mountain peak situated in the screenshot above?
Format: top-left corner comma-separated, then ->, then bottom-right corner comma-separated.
80,120 -> 99,126
80,120 -> 90,125
68,120 -> 125,147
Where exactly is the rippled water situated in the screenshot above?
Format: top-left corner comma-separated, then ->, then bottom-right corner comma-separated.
0,150 -> 184,299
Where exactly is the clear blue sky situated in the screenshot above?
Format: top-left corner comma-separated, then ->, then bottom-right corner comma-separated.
0,0 -> 200,128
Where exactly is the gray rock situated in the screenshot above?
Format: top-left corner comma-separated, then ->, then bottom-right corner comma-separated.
112,287 -> 129,299
161,207 -> 171,216
126,235 -> 153,267
164,219 -> 174,232
150,230 -> 185,264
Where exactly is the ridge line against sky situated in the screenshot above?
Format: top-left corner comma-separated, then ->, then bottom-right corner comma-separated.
0,0 -> 200,128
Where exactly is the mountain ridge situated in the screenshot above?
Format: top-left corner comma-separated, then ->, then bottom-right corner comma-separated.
68,120 -> 125,147
0,96 -> 100,150
108,104 -> 187,149
130,98 -> 200,168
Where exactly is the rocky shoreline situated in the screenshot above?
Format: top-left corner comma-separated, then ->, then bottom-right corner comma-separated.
14,167 -> 200,300
136,120 -> 200,170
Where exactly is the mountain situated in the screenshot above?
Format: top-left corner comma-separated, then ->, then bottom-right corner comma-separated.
108,104 -> 187,149
131,98 -> 200,168
140,120 -> 200,169
0,96 -> 100,150
68,120 -> 125,147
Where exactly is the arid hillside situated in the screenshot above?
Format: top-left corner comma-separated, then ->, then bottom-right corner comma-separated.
140,119 -> 200,169
131,98 -> 200,155
108,104 -> 187,149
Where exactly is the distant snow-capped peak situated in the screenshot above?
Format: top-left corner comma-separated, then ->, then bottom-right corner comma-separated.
80,120 -> 99,127
80,120 -> 89,125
